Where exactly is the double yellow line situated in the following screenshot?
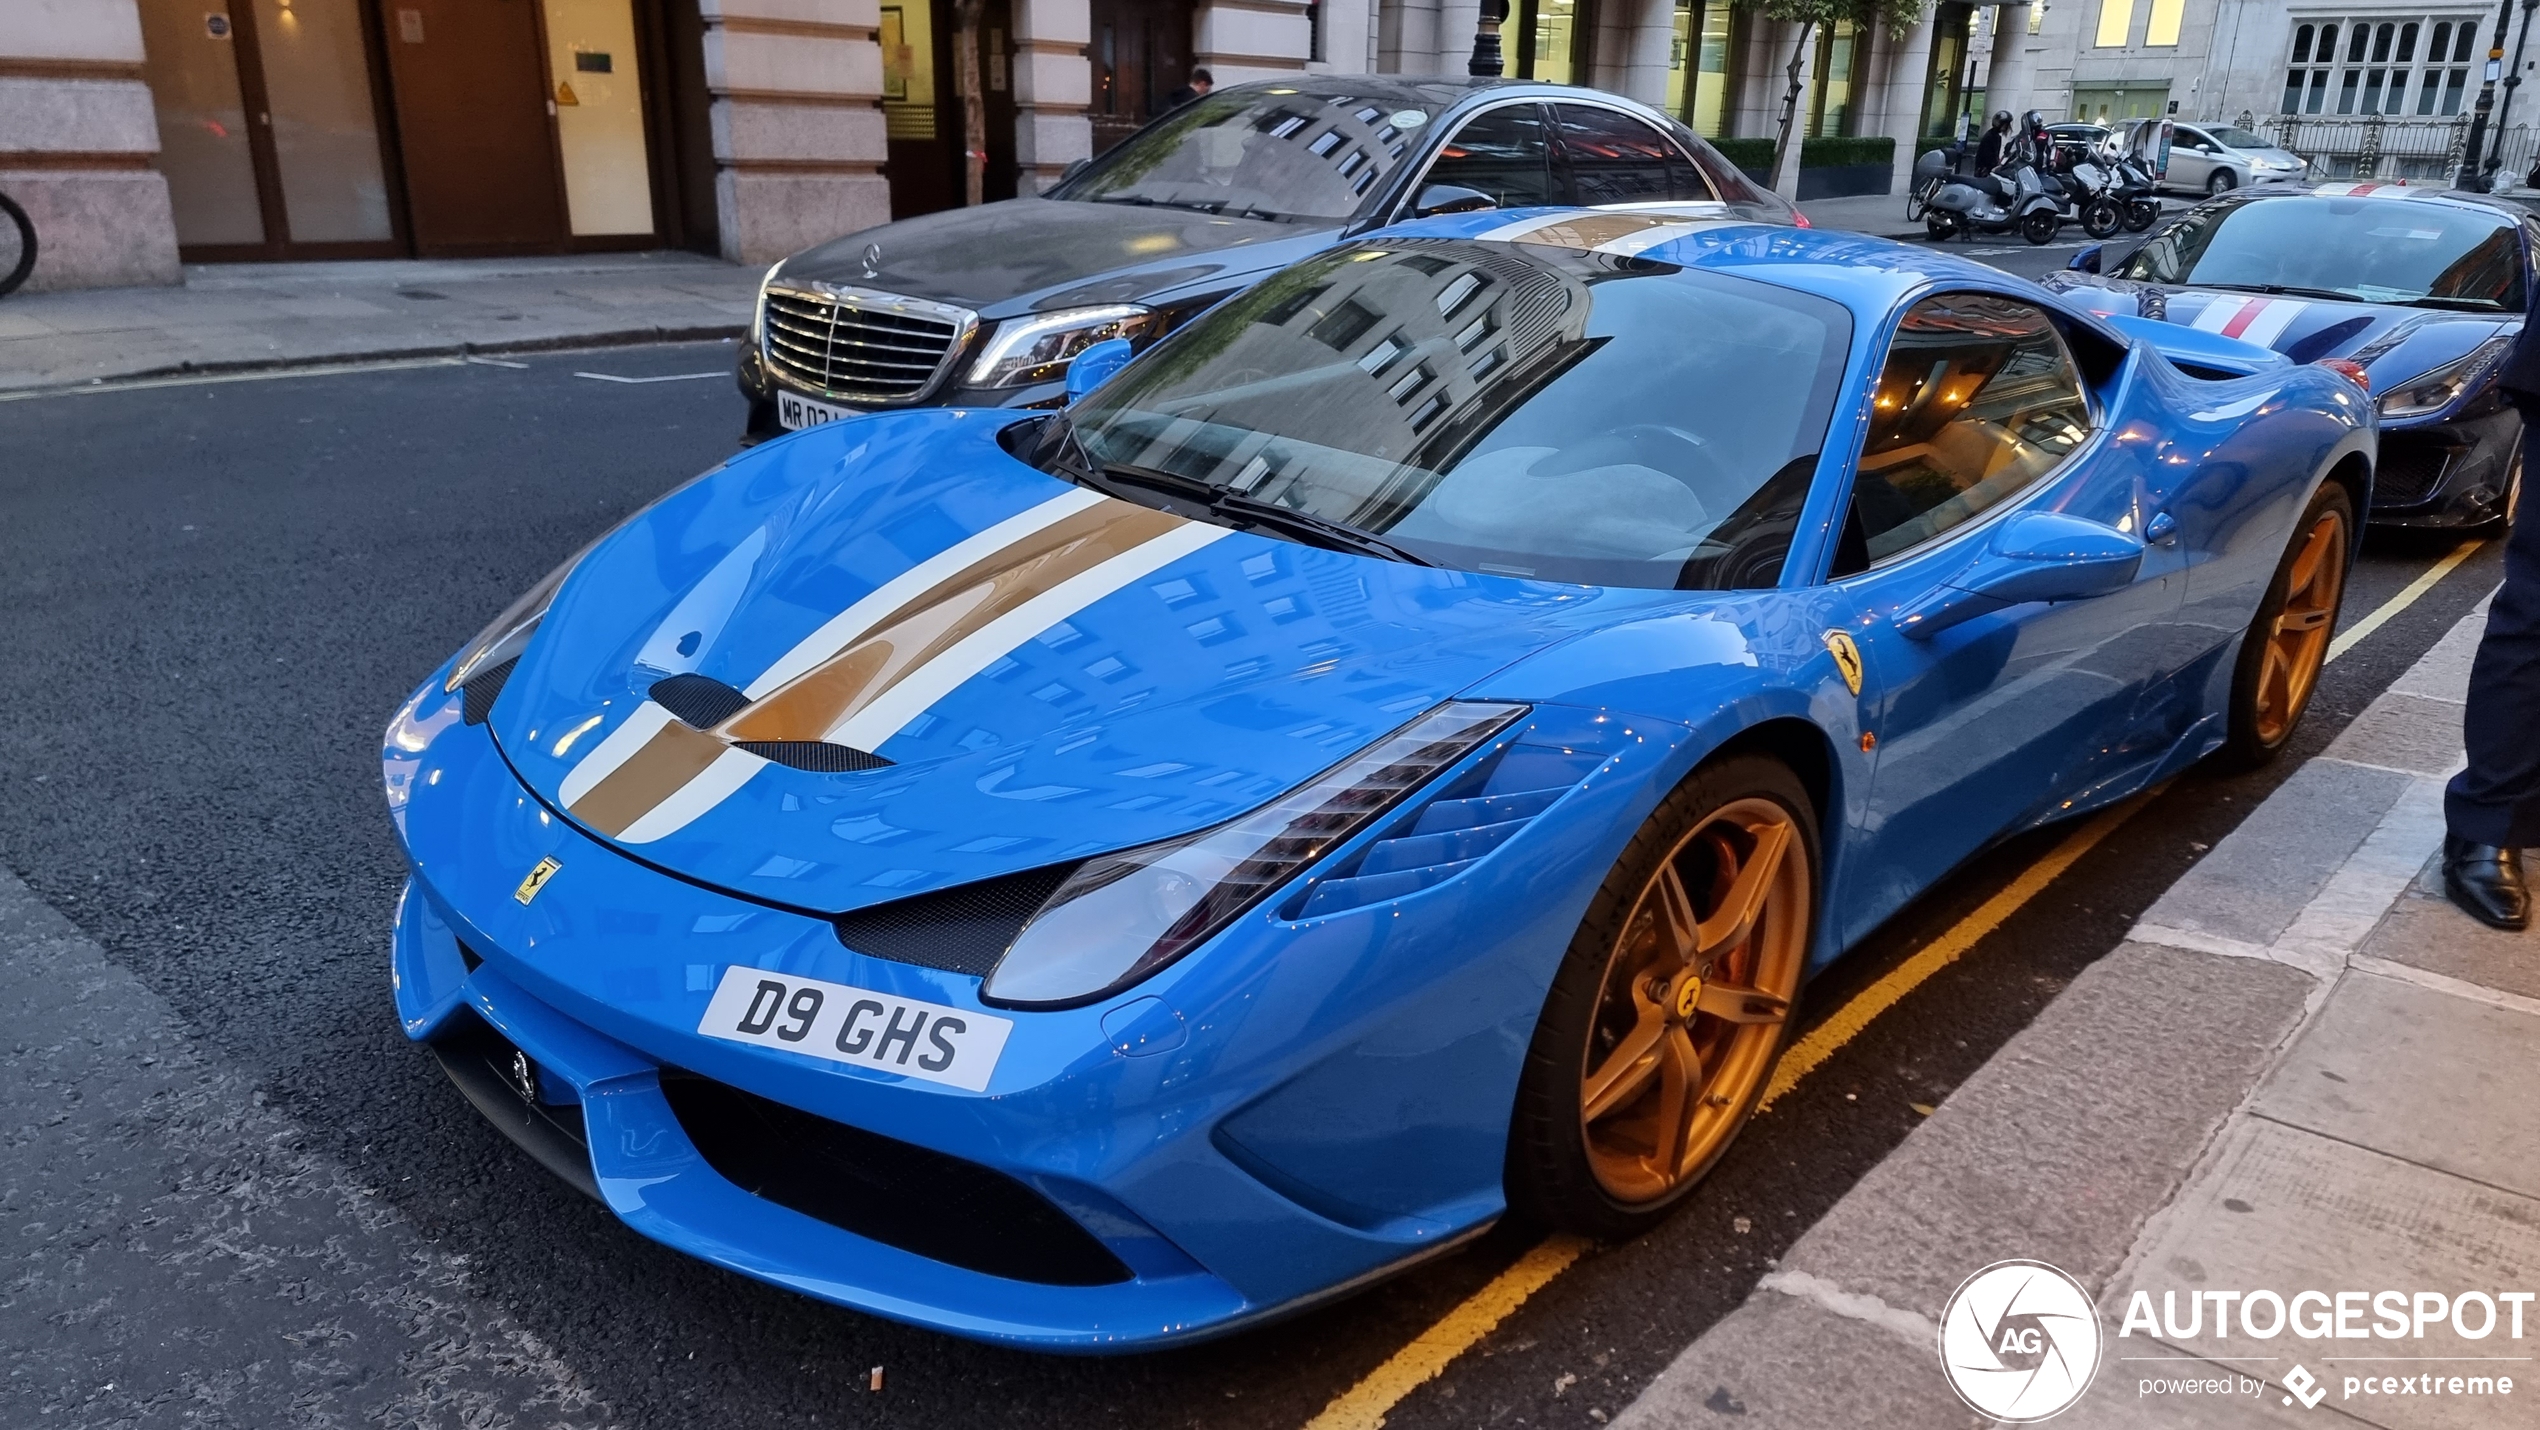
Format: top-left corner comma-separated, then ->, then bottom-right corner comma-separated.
1299,538 -> 2487,1430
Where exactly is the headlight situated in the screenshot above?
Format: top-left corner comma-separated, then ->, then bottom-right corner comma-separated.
980,701 -> 1527,1008
749,262 -> 782,345
443,552 -> 582,694
965,305 -> 1158,389
2378,336 -> 2511,419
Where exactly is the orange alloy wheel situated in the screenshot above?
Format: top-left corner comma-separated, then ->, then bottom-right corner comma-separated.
1577,797 -> 1808,1203
2251,506 -> 2348,746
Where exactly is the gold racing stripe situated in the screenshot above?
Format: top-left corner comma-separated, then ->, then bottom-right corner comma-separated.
565,496 -> 1192,840
721,499 -> 1186,743
568,717 -> 735,838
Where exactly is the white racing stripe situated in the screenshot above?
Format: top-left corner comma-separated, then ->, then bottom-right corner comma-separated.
828,521 -> 1237,752
744,487 -> 1108,698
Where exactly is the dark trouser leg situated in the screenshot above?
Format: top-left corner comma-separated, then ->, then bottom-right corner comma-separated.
2446,418 -> 2540,847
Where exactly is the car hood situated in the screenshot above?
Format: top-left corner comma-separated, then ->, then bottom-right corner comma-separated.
2041,271 -> 2520,388
775,197 -> 1333,318
488,411 -> 1682,914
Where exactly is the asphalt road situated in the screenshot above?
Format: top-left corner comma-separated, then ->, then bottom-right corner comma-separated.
0,327 -> 2503,1430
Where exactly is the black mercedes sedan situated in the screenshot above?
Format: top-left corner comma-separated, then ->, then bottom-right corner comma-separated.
734,75 -> 1798,441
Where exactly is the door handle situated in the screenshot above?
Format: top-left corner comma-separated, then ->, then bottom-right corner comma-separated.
2145,510 -> 2178,544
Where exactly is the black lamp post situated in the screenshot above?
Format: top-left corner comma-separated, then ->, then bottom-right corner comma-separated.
1471,0 -> 1509,76
2458,0 -> 2517,189
2483,0 -> 2540,186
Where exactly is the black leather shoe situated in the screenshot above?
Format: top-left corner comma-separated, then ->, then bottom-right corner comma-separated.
2443,837 -> 2531,931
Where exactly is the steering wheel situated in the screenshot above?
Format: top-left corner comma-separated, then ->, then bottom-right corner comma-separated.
1541,423 -> 1733,499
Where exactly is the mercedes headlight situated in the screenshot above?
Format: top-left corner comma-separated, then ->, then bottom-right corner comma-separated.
2378,336 -> 2510,419
749,262 -> 782,345
981,701 -> 1527,1008
966,305 -> 1158,389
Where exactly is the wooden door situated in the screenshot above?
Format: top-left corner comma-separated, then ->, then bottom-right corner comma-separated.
1087,0 -> 1191,155
377,0 -> 569,253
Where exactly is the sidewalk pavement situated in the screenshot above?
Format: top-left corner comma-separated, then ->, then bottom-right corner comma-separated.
0,251 -> 756,395
1615,599 -> 2536,1429
1797,192 -> 1927,239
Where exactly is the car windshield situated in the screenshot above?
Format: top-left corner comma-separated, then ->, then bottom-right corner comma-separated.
2207,127 -> 2272,148
2113,196 -> 2526,309
1055,89 -> 1424,222
1054,239 -> 1851,590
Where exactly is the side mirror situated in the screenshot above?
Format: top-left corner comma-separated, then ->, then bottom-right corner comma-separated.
1064,337 -> 1134,405
1411,183 -> 1497,219
1058,157 -> 1090,185
2068,243 -> 2104,274
1896,511 -> 2145,640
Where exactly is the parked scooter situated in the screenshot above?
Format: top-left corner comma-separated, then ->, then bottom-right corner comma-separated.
2045,140 -> 2124,240
2106,120 -> 2167,232
1913,120 -> 2065,245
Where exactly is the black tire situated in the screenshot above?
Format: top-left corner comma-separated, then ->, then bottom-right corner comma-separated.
2217,481 -> 2355,768
1926,211 -> 1961,242
1506,753 -> 1819,1241
0,191 -> 33,299
2082,197 -> 2122,239
2206,168 -> 2239,196
2124,197 -> 2161,232
2020,207 -> 2060,244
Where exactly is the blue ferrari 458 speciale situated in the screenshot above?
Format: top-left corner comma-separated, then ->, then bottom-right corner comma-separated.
2047,181 -> 2525,528
383,207 -> 2371,1350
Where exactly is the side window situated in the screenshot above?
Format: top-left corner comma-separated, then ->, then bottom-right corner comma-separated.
1850,294 -> 2094,565
1554,104 -> 1713,204
1422,104 -> 1558,209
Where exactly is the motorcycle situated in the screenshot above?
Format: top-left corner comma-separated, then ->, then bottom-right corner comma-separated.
2106,121 -> 2167,232
2048,148 -> 2124,240
1911,145 -> 2065,245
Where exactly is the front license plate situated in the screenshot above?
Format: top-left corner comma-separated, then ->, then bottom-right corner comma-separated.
776,390 -> 859,430
697,967 -> 1013,1092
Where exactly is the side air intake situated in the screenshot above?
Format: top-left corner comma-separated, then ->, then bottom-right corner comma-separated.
1283,741 -> 1601,920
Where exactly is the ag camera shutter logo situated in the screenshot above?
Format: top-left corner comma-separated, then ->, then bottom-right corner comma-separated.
1939,1260 -> 2104,1421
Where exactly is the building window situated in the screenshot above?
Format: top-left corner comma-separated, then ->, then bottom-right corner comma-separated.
1669,0 -> 1737,137
2146,0 -> 2184,45
2095,0 -> 2135,48
2281,14 -> 2476,114
1808,19 -> 1858,136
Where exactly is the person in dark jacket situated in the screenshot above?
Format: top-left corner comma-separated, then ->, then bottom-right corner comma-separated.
1975,111 -> 2012,176
2445,305 -> 2540,928
1164,68 -> 1214,111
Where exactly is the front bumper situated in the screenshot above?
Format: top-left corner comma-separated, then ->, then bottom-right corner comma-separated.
383,673 -> 1671,1349
2369,399 -> 2521,527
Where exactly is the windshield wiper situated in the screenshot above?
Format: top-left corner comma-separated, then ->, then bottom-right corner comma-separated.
1205,489 -> 1437,566
1085,194 -> 1227,217
2195,281 -> 2359,302
2407,294 -> 2508,311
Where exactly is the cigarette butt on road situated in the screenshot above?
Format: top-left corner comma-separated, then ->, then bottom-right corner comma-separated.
869,1366 -> 885,1391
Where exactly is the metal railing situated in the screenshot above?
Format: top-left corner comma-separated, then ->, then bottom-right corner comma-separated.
2256,115 -> 2540,186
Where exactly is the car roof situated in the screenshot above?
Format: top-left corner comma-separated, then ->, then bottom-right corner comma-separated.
1373,206 -> 2043,319
2209,182 -> 2536,220
1213,74 -> 1681,118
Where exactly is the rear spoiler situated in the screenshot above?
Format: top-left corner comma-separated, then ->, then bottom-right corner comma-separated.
2102,313 -> 2290,379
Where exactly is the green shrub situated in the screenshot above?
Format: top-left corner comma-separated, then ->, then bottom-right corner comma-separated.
1799,135 -> 1894,169
1707,135 -> 1896,172
1712,137 -> 1774,171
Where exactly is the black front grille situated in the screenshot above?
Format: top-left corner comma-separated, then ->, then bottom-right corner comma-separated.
429,1009 -> 600,1200
2375,435 -> 2455,507
832,864 -> 1073,976
660,1071 -> 1131,1286
460,657 -> 518,725
761,286 -> 971,403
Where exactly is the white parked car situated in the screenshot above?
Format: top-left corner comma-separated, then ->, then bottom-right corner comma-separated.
2163,122 -> 2310,194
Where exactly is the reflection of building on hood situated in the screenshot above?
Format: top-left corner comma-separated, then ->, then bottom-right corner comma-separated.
1106,241 -> 1642,528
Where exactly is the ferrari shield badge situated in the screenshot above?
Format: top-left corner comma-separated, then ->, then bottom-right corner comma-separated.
514,856 -> 562,905
1823,630 -> 1864,697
